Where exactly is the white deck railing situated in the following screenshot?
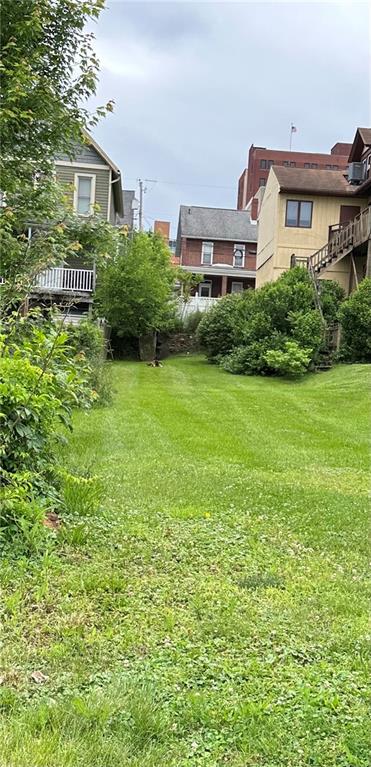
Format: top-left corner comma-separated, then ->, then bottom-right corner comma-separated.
34,267 -> 95,293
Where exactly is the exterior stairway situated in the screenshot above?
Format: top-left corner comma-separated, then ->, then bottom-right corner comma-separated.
307,206 -> 371,277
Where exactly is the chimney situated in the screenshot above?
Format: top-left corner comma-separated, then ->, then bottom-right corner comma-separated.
250,197 -> 259,221
154,220 -> 170,243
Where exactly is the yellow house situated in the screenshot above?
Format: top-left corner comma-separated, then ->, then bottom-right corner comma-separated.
256,128 -> 371,294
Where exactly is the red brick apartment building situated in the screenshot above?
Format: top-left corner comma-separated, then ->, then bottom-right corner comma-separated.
237,141 -> 352,213
176,206 -> 257,297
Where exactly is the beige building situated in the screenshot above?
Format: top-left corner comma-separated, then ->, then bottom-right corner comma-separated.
256,128 -> 371,294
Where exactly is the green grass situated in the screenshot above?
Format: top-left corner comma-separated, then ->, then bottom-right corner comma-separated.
1,357 -> 370,766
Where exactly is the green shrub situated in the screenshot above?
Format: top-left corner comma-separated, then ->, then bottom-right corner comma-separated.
66,320 -> 105,360
183,310 -> 203,335
200,269 -> 326,377
339,278 -> 371,362
319,279 -> 345,324
0,481 -> 50,555
0,355 -> 65,476
222,338 -> 278,375
197,293 -> 249,361
60,470 -> 101,517
264,341 -> 312,377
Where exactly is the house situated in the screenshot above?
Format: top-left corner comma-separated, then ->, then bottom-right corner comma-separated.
256,127 -> 371,294
55,131 -> 123,224
118,190 -> 138,230
154,220 -> 179,265
176,205 -> 257,301
31,133 -> 124,322
237,140 -> 351,216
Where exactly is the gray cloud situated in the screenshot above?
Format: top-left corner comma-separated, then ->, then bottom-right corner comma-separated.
91,2 -> 370,235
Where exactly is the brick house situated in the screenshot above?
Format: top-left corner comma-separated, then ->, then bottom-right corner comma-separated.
237,141 -> 352,216
176,206 -> 257,297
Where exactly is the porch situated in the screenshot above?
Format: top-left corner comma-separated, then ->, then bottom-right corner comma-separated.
32,267 -> 95,295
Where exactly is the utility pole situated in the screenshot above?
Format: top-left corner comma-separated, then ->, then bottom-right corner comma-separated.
138,179 -> 144,231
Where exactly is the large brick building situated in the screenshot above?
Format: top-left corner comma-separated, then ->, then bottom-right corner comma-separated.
237,141 -> 352,213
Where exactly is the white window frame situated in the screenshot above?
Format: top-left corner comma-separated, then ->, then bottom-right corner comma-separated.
199,280 -> 212,298
73,173 -> 96,216
201,241 -> 214,266
231,281 -> 244,294
233,244 -> 245,268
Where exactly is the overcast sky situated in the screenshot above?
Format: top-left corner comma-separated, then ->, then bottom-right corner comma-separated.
90,1 -> 370,235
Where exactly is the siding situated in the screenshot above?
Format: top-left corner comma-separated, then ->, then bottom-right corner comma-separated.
56,165 -> 110,220
56,143 -> 108,166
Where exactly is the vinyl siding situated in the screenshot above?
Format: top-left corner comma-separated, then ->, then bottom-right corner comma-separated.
56,143 -> 108,166
56,165 -> 110,220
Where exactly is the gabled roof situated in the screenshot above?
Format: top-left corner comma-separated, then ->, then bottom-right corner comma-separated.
177,205 -> 257,243
272,166 -> 354,197
82,130 -> 123,216
348,127 -> 371,163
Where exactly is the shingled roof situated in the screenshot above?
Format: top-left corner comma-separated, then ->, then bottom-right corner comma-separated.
177,205 -> 257,242
348,127 -> 371,162
272,166 -> 354,197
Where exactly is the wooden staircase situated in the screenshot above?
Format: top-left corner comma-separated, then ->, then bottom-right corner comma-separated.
308,206 -> 371,277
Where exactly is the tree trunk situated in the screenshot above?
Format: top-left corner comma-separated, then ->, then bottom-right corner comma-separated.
139,332 -> 156,361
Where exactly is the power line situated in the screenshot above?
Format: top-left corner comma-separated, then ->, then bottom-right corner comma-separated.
126,177 -> 235,191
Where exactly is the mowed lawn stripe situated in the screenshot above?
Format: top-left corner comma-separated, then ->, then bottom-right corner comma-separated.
0,357 -> 370,767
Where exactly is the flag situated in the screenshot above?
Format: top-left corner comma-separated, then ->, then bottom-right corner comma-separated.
291,125 -> 297,133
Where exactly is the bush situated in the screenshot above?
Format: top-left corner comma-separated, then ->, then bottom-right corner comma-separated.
197,293 -> 250,361
319,279 -> 345,324
339,278 -> 371,362
183,310 -> 203,335
264,341 -> 312,377
199,269 -> 326,377
0,356 -> 65,476
66,320 -> 105,360
0,479 -> 51,555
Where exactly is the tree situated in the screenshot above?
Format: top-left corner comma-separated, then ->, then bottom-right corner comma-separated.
339,278 -> 371,362
96,232 -> 177,338
0,0 -> 111,192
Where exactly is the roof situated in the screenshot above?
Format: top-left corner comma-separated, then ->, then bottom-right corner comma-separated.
272,166 -> 354,197
177,205 -> 257,242
83,130 -> 123,216
348,127 -> 371,162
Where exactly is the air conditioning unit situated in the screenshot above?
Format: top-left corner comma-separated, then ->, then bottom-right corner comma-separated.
347,162 -> 365,184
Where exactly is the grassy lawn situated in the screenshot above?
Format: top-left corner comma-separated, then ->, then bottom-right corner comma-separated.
1,356 -> 370,766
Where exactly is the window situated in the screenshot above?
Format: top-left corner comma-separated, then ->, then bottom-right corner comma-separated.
325,164 -> 332,170
231,281 -> 244,293
199,281 -> 212,298
332,164 -> 338,170
201,241 -> 213,265
233,244 -> 245,268
283,161 -> 290,166
74,174 -> 95,215
310,163 -> 318,169
259,178 -> 266,187
285,200 -> 313,228
290,161 -> 296,167
304,163 -> 310,168
259,159 -> 267,169
268,160 -> 274,168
